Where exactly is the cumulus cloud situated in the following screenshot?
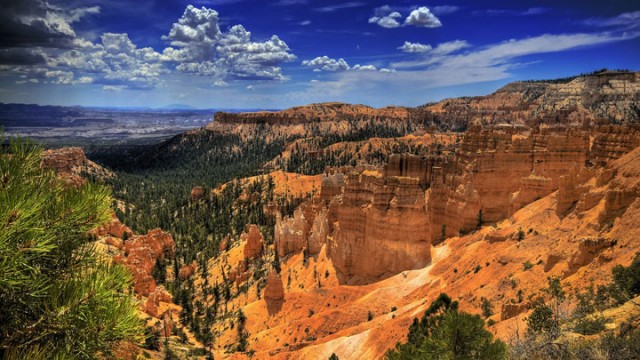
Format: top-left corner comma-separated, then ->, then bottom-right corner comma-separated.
302,56 -> 350,71
49,33 -> 168,89
1,4 -> 298,89
405,7 -> 442,28
369,5 -> 442,29
398,41 -> 432,53
162,5 -> 296,80
302,55 -> 393,74
368,6 -> 402,29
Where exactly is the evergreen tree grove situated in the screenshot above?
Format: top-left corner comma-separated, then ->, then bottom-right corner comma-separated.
385,293 -> 506,360
0,138 -> 144,359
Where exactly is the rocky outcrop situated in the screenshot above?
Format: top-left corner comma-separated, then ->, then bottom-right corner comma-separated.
264,269 -> 285,301
329,172 -> 431,283
219,235 -> 230,252
190,186 -> 205,201
41,147 -> 86,173
591,125 -> 640,165
242,224 -> 264,260
144,285 -> 173,317
117,228 -> 176,296
264,269 -> 285,314
179,263 -> 197,280
41,147 -> 113,186
428,125 -> 591,241
557,166 -> 596,217
93,215 -> 134,240
320,172 -> 345,204
275,207 -> 310,258
568,237 -> 616,273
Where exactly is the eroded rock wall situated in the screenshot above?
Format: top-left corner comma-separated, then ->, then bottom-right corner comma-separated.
328,173 -> 431,283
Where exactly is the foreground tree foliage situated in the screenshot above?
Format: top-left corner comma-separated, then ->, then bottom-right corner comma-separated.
385,293 -> 507,360
511,256 -> 640,360
0,138 -> 144,359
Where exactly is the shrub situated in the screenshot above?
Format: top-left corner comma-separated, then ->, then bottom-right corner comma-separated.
481,297 -> 493,318
574,316 -> 607,335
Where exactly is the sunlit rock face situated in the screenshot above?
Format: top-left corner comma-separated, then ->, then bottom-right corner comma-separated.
242,224 -> 264,260
328,171 -> 431,284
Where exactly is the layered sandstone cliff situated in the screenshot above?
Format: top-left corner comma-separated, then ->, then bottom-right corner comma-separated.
272,124 -> 640,284
328,172 -> 431,283
425,70 -> 640,128
207,71 -> 639,135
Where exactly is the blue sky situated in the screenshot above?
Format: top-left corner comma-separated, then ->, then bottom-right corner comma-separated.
0,0 -> 638,109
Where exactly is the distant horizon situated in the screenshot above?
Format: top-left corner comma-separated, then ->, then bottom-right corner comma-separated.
1,67 -> 637,111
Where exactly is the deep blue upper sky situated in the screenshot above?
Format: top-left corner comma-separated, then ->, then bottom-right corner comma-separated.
0,0 -> 638,109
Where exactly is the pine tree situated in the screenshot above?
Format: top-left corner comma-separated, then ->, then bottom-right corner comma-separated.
0,137 -> 144,359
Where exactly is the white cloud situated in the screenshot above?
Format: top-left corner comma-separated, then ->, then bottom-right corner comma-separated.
369,12 -> 402,29
585,11 -> 640,30
49,32 -> 168,89
431,40 -> 470,55
390,32 -> 636,81
299,20 -> 312,26
75,76 -> 93,84
398,41 -> 432,53
352,64 -> 377,71
246,85 -> 254,90
162,6 -> 296,80
302,55 -> 393,74
45,70 -> 74,84
302,56 -> 350,71
370,5 -> 443,29
405,7 -> 442,28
